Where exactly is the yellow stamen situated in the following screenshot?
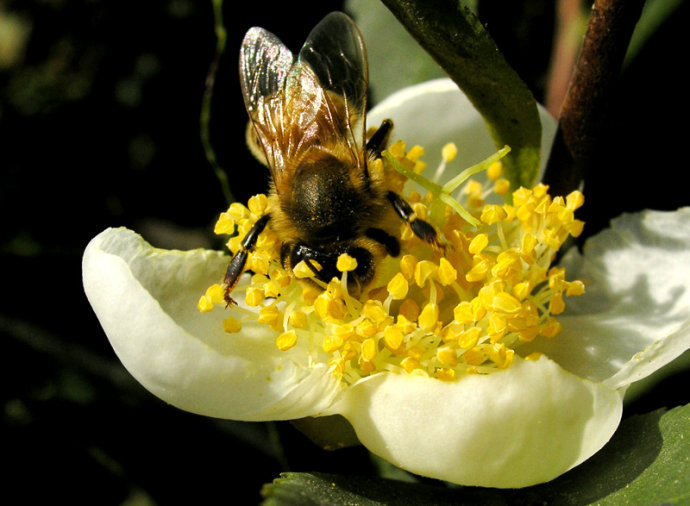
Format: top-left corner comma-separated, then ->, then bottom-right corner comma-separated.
437,258 -> 458,286
387,272 -> 409,300
384,326 -> 404,351
204,143 -> 586,385
276,330 -> 297,351
336,253 -> 358,272
493,178 -> 510,196
361,338 -> 377,361
356,319 -> 378,339
400,356 -> 420,373
245,286 -> 265,307
436,368 -> 456,381
323,334 -> 344,354
549,293 -> 566,315
223,316 -> 242,333
288,310 -> 308,329
458,327 -> 481,349
566,280 -> 585,297
418,302 -> 439,332
293,260 -> 320,278
407,144 -> 426,161
414,260 -> 438,287
362,299 -> 388,324
197,295 -> 214,313
437,346 -> 459,367
399,254 -> 418,280
247,193 -> 269,215
441,142 -> 458,162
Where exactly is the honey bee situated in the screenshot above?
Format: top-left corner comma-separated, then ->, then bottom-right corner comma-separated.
224,12 -> 440,305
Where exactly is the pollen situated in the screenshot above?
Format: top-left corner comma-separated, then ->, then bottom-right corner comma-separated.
384,326 -> 404,351
362,299 -> 389,324
399,254 -> 418,280
487,161 -> 503,181
418,302 -> 439,332
203,142 -> 585,384
293,260 -> 320,278
223,316 -> 242,333
414,260 -> 438,287
276,330 -> 298,351
441,142 -> 458,162
247,193 -> 269,215
197,295 -> 215,313
361,338 -> 377,361
387,272 -> 409,300
468,233 -> 489,255
289,310 -> 308,329
438,258 -> 457,285
407,144 -> 425,161
336,253 -> 358,272
245,286 -> 265,306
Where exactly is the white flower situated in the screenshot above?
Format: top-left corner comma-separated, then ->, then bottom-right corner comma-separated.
83,79 -> 690,488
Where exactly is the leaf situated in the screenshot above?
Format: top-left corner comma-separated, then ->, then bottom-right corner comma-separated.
625,0 -> 685,66
261,471 -> 505,506
379,0 -> 542,191
591,404 -> 690,505
526,404 -> 690,504
261,405 -> 690,505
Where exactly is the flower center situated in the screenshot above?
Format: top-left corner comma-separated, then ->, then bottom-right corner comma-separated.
199,141 -> 585,384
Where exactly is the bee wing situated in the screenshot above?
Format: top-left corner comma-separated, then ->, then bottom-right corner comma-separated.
296,11 -> 368,153
239,13 -> 368,190
239,26 -> 295,173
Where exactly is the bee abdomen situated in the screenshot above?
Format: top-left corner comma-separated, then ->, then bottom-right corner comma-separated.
287,155 -> 368,240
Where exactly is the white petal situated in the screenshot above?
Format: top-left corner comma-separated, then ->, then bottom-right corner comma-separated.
83,228 -> 339,421
521,209 -> 690,388
335,357 -> 622,488
368,78 -> 557,180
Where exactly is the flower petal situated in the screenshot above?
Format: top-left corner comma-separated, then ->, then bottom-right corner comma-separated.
334,356 -> 622,488
521,209 -> 690,387
367,78 -> 557,180
83,228 -> 339,421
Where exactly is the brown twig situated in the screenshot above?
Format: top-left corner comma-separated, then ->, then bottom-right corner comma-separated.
543,0 -> 646,196
545,0 -> 585,117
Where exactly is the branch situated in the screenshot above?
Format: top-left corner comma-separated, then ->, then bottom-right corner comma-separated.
543,0 -> 646,196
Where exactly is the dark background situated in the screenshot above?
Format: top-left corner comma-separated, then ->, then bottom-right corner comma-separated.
2,0 -> 688,503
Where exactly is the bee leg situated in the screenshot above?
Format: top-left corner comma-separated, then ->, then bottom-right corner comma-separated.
223,214 -> 271,306
386,191 -> 441,249
286,242 -> 375,294
366,119 -> 394,158
365,227 -> 400,257
282,243 -> 337,284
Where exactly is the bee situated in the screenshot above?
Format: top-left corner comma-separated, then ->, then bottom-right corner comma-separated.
224,12 -> 440,305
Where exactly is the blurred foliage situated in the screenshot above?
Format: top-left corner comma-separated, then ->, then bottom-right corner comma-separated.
1,0 -> 689,503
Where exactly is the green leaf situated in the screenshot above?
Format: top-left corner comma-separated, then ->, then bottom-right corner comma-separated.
261,471 -> 501,506
591,404 -> 690,505
262,405 -> 690,504
625,0 -> 685,66
378,0 -> 542,191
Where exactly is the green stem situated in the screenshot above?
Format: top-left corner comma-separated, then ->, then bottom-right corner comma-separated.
442,145 -> 511,194
201,0 -> 233,205
384,146 -> 511,229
